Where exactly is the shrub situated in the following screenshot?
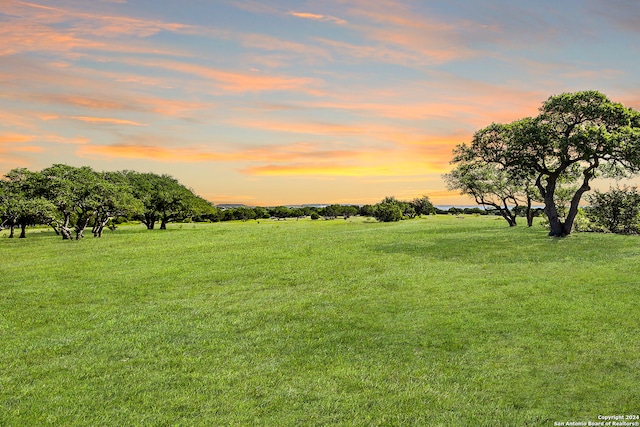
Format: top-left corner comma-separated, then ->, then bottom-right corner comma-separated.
584,186 -> 640,234
373,197 -> 404,222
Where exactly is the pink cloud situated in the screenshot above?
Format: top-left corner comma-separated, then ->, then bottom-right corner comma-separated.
288,11 -> 347,25
121,58 -> 324,94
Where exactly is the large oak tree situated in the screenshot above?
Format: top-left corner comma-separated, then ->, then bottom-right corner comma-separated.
451,91 -> 640,236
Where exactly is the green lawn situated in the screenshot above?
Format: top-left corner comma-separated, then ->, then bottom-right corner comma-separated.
1,216 -> 638,426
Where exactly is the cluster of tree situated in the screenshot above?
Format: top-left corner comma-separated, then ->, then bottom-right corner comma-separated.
0,165 -> 217,239
445,90 -> 640,236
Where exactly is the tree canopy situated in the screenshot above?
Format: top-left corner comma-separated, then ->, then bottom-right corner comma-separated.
1,165 -> 216,239
448,90 -> 640,236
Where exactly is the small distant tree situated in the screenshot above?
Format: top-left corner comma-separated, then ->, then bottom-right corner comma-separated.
359,204 -> 376,217
373,197 -> 404,222
585,186 -> 640,234
253,206 -> 270,219
269,206 -> 292,220
411,196 -> 436,216
321,204 -> 342,219
447,207 -> 464,215
342,205 -> 358,219
232,206 -> 257,221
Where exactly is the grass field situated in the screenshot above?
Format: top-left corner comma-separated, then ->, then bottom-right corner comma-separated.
1,216 -> 638,426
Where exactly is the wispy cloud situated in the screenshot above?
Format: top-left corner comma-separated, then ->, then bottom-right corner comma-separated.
339,1 -> 478,64
70,116 -> 148,126
0,133 -> 74,170
77,141 -> 360,164
288,11 -> 347,25
0,0 -> 224,60
0,133 -> 36,144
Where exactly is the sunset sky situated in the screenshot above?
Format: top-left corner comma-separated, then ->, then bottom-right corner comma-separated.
2,0 -> 639,206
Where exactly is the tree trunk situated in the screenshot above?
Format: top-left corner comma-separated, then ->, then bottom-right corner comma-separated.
542,175 -> 565,237
498,209 -> 517,226
60,227 -> 73,240
60,215 -> 73,240
143,214 -> 156,229
160,219 -> 168,229
8,225 -> 15,238
93,216 -> 110,237
75,216 -> 90,240
476,197 -> 517,227
50,223 -> 60,235
19,223 -> 27,238
562,162 -> 597,236
526,196 -> 534,227
545,201 -> 564,236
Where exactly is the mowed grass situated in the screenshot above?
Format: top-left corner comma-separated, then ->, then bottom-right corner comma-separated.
1,216 -> 638,426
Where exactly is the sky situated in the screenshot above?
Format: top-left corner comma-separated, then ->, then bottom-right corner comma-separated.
1,0 -> 639,206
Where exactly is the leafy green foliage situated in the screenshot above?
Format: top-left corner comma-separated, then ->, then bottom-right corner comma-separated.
1,168 -> 56,238
411,195 -> 436,216
585,186 -> 640,234
373,196 -> 405,222
124,171 -> 215,229
444,160 -> 524,226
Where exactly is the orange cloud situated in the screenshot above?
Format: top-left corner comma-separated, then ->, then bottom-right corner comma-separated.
223,117 -> 423,143
0,132 -> 89,146
0,132 -> 44,168
77,141 -> 360,163
31,93 -> 208,117
36,94 -> 134,111
8,0 -> 198,38
0,1 -> 206,60
13,145 -> 44,153
70,116 -> 148,126
242,157 -> 450,177
0,134 -> 35,144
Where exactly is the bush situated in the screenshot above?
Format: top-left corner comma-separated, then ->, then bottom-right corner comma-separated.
584,186 -> 640,234
373,197 -> 404,222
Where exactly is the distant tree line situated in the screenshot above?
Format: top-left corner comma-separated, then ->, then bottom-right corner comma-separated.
216,196 -> 437,223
